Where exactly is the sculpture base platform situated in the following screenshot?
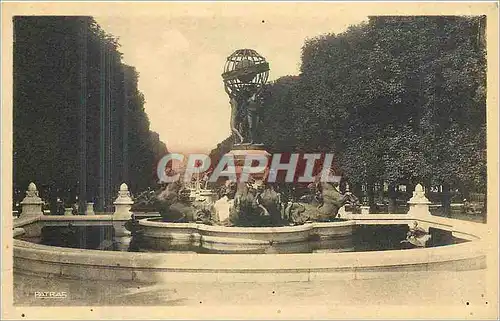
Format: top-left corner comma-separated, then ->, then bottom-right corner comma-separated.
225,146 -> 271,181
226,147 -> 270,158
232,143 -> 267,150
137,219 -> 355,253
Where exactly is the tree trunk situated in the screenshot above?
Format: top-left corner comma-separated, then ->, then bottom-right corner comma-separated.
388,183 -> 397,213
441,183 -> 451,217
368,182 -> 376,213
459,182 -> 470,202
424,182 -> 431,200
378,180 -> 385,212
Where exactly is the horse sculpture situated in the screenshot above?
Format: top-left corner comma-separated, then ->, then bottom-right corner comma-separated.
154,181 -> 194,222
133,188 -> 157,211
258,184 -> 284,226
225,179 -> 283,227
229,181 -> 267,226
151,176 -> 360,227
285,182 -> 360,224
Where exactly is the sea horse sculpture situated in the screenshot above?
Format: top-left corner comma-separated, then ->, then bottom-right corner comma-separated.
224,178 -> 281,226
229,180 -> 267,226
285,181 -> 360,224
258,184 -> 284,226
155,181 -> 196,222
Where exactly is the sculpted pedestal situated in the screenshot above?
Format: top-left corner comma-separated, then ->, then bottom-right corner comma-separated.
407,183 -> 431,219
19,182 -> 44,219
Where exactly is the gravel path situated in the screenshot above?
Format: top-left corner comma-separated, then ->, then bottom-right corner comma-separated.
14,269 -> 488,307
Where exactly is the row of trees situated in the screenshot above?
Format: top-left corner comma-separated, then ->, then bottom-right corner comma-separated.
211,16 -> 487,215
13,16 -> 167,211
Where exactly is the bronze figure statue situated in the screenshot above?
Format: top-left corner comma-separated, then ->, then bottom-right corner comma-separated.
222,49 -> 269,145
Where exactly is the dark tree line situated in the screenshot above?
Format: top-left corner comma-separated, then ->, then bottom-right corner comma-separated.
210,16 -> 487,216
13,16 -> 167,212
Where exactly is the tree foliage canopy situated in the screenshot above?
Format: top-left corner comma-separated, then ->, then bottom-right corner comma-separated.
209,16 -> 486,210
14,16 -> 168,209
258,16 -> 486,196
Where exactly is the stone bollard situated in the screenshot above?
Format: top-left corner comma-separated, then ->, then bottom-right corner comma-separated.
86,202 -> 95,215
113,183 -> 134,241
113,183 -> 134,220
19,182 -> 44,219
64,207 -> 73,216
407,183 -> 431,219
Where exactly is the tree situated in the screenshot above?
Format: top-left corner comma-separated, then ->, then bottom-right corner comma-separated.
13,16 -> 168,211
211,16 -> 487,216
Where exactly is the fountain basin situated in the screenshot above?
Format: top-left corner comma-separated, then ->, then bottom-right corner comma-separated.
11,213 -> 489,283
13,237 -> 486,283
138,218 -> 355,252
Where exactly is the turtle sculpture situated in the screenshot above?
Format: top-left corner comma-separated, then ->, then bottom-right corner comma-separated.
401,221 -> 432,248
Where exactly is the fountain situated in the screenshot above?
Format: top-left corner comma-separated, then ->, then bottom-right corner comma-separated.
12,179 -> 486,283
11,51 -> 487,287
134,49 -> 361,253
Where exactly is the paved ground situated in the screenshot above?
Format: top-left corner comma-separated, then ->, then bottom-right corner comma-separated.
14,269 -> 489,307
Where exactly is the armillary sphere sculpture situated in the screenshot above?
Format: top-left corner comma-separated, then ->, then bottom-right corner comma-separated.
222,49 -> 270,145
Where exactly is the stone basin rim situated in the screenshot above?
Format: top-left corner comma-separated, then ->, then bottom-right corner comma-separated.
12,215 -> 488,282
13,237 -> 484,260
138,218 -> 356,233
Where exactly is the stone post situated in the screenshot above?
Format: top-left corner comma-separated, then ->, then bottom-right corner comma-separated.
360,206 -> 370,215
113,183 -> 134,220
113,183 -> 134,244
86,202 -> 95,215
19,182 -> 44,219
407,183 -> 431,219
64,207 -> 73,216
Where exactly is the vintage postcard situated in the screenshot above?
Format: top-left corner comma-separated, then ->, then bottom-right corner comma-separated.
2,1 -> 499,320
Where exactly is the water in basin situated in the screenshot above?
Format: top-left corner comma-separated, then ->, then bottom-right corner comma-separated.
19,224 -> 468,254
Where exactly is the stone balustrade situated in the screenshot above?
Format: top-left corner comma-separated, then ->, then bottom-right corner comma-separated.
16,181 -> 135,218
86,202 -> 95,215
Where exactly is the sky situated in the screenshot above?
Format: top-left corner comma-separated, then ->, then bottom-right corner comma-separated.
96,11 -> 368,155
